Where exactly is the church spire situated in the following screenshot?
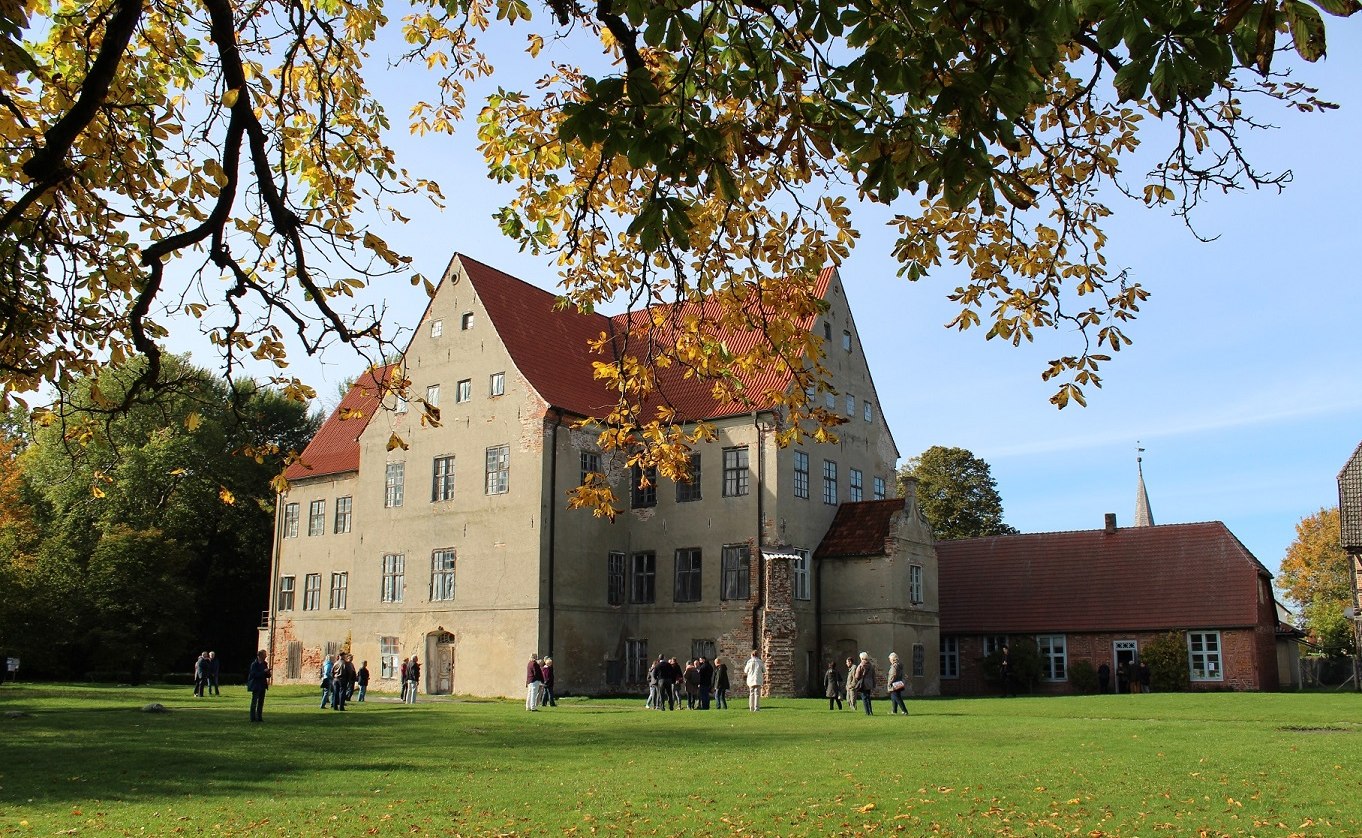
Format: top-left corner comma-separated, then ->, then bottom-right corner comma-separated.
1134,443 -> 1154,527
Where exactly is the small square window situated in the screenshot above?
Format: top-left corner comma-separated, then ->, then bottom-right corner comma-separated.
461,312 -> 474,330
430,319 -> 443,338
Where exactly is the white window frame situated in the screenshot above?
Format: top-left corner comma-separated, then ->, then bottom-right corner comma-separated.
580,451 -> 601,486
940,636 -> 959,679
792,548 -> 811,601
863,400 -> 873,422
983,635 -> 1008,657
329,572 -> 348,610
1188,630 -> 1223,681
490,371 -> 505,397
278,575 -> 296,611
846,393 -> 855,415
334,495 -> 352,534
308,499 -> 325,536
485,445 -> 509,495
431,548 -> 456,601
1037,634 -> 1067,681
283,502 -> 299,538
456,379 -> 471,403
380,637 -> 399,679
384,462 -> 405,508
432,455 -> 456,502
381,553 -> 405,603
430,319 -> 443,337
909,564 -> 923,605
302,573 -> 322,611
842,330 -> 852,351
425,384 -> 440,407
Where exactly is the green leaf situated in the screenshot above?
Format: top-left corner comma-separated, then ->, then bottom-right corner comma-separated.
1309,0 -> 1361,16
1285,0 -> 1328,60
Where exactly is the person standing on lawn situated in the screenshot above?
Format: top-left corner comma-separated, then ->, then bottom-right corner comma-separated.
320,653 -> 336,709
207,651 -> 221,696
713,657 -> 730,709
845,656 -> 859,712
525,653 -> 544,710
854,652 -> 876,715
886,652 -> 908,715
540,657 -> 557,707
406,656 -> 421,703
743,650 -> 765,712
696,657 -> 714,710
824,661 -> 843,710
247,650 -> 271,723
356,660 -> 370,702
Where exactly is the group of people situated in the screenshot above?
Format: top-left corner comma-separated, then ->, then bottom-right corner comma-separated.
524,654 -> 556,710
644,654 -> 730,710
192,651 -> 220,697
399,656 -> 421,703
320,653 -> 370,710
823,651 -> 910,715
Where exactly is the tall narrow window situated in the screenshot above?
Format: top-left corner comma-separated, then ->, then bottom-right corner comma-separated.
460,311 -> 474,330
912,644 -> 925,677
909,564 -> 924,604
380,637 -> 399,678
825,392 -> 836,410
1188,631 -> 1223,681
308,499 -> 325,536
329,572 -> 348,609
381,554 -> 405,603
793,451 -> 810,499
676,453 -> 702,502
1037,634 -> 1067,681
580,451 -> 601,486
430,549 -> 456,601
395,392 -> 408,413
823,460 -> 838,505
721,544 -> 751,600
283,503 -> 299,538
842,330 -> 852,351
674,548 -> 702,602
489,371 -> 505,396
723,446 -> 750,497
432,455 -> 456,502
850,469 -> 863,502
384,462 -> 405,508
456,379 -> 471,403
485,445 -> 509,494
631,465 -> 656,508
302,573 -> 322,611
625,639 -> 649,683
863,401 -> 873,422
846,393 -> 855,415
940,636 -> 959,679
823,322 -> 832,340
630,552 -> 656,603
792,548 -> 811,601
333,496 -> 352,533
607,551 -> 625,606
873,477 -> 886,501
277,576 -> 296,611
425,384 -> 440,407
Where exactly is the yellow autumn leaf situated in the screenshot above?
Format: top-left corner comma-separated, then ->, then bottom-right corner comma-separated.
91,485 -> 105,498
185,412 -> 203,431
168,467 -> 188,476
219,487 -> 236,504
222,88 -> 240,108
386,433 -> 409,451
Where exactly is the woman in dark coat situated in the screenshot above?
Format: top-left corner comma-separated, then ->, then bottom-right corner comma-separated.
246,650 -> 271,722
823,661 -> 843,710
714,658 -> 730,709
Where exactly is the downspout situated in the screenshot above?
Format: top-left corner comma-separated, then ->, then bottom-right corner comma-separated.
751,411 -> 765,651
266,490 -> 284,667
547,408 -> 564,657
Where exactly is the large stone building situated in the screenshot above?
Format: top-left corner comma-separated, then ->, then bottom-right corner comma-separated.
261,254 -> 939,698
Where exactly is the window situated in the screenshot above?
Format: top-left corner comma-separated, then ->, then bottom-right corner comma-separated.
631,464 -> 656,508
625,639 -> 648,683
432,455 -> 456,502
581,451 -> 601,486
825,392 -> 836,410
381,553 -> 405,603
278,576 -> 296,611
912,644 -> 925,677
823,322 -> 832,340
395,392 -> 408,413
430,319 -> 443,337
983,635 -> 1008,657
723,446 -> 749,497
630,552 -> 656,603
676,453 -> 702,502
431,549 -> 456,601
674,548 -> 702,602
302,573 -> 322,611
425,384 -> 440,407
873,477 -> 886,501
460,311 -> 474,330
283,502 -> 299,538
850,468 -> 863,502
909,564 -> 924,604
721,544 -> 751,600
485,445 -> 509,494
1037,634 -> 1067,681
823,460 -> 838,505
384,462 -> 405,508
940,636 -> 959,679
456,379 -> 471,403
607,551 -> 625,606
793,451 -> 809,499
1188,631 -> 1223,681
329,572 -> 348,610
792,548 -> 811,601
489,371 -> 505,397
842,330 -> 852,351
334,496 -> 352,533
380,637 -> 399,679
846,393 -> 855,415
864,401 -> 873,422
307,499 -> 325,536
691,639 -> 717,662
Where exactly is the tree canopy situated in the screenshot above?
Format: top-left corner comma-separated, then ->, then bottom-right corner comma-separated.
898,445 -> 1018,540
0,0 -> 1355,511
1276,506 -> 1354,657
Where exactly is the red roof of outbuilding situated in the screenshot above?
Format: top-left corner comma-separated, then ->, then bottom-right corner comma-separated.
284,365 -> 394,482
936,522 -> 1272,634
815,499 -> 909,559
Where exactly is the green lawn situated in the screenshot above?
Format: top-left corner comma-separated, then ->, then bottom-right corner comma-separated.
1,684 -> 1360,836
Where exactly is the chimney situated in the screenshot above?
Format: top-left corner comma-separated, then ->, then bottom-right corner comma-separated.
1104,513 -> 1117,534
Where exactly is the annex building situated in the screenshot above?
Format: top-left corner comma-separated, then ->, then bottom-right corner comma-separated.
261,254 -> 940,699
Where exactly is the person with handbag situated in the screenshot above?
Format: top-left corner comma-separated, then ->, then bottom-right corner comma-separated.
886,651 -> 909,715
853,652 -> 876,715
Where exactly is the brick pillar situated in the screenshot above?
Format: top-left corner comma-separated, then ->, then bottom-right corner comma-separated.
762,552 -> 797,697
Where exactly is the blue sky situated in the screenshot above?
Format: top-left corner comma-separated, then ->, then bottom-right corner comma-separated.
210,22 -> 1362,579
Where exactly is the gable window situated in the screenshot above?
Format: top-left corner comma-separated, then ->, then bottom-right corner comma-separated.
873,477 -> 886,501
909,564 -> 924,605
912,644 -> 925,677
630,552 -> 656,603
460,311 -> 474,330
721,544 -> 751,600
283,502 -> 300,538
607,551 -> 625,606
432,455 -> 456,502
329,572 -> 348,610
384,462 -> 405,508
842,330 -> 852,352
823,322 -> 832,340
631,464 -> 657,508
381,553 -> 405,603
792,548 -> 811,601
625,639 -> 648,683
1037,634 -> 1067,681
425,384 -> 440,407
1188,631 -> 1223,681
485,445 -> 509,494
581,451 -> 601,486
676,453 -> 702,502
674,548 -> 702,602
940,636 -> 959,679
722,446 -> 749,497
277,576 -> 296,611
864,401 -> 873,422
850,468 -> 863,502
793,451 -> 809,499
431,548 -> 456,601
395,392 -> 408,413
825,392 -> 836,411
308,499 -> 325,536
823,460 -> 838,505
490,371 -> 505,397
302,573 -> 322,611
456,379 -> 471,403
846,393 -> 855,416
334,496 -> 352,533
430,319 -> 443,337
380,637 -> 399,679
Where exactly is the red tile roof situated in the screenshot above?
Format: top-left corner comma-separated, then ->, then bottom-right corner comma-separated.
284,365 -> 394,482
936,522 -> 1273,634
814,499 -> 909,559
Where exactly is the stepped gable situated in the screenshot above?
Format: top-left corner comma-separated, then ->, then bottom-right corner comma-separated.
284,365 -> 394,481
814,498 -> 909,559
936,521 -> 1272,635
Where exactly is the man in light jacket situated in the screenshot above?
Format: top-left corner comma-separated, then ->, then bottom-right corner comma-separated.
743,649 -> 765,712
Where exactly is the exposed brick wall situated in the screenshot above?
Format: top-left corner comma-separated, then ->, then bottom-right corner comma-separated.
762,553 -> 797,697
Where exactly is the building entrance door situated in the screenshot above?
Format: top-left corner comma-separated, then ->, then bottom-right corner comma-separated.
426,631 -> 456,695
1113,640 -> 1138,693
